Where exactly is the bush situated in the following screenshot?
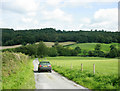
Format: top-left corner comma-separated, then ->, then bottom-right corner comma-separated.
75,46 -> 81,53
48,47 -> 58,57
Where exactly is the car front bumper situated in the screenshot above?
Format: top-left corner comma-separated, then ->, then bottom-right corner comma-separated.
38,67 -> 51,71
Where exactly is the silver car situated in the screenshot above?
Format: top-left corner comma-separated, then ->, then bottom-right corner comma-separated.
38,61 -> 52,73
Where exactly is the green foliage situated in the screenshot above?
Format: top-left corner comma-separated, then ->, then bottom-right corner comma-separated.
54,41 -> 59,47
88,51 -> 94,56
2,28 -> 120,46
95,44 -> 101,51
55,44 -> 78,56
2,42 -> 120,58
37,42 -> 48,57
22,42 -> 27,46
83,50 -> 87,56
14,44 -> 37,57
48,47 -> 58,57
68,43 -> 119,58
3,42 -> 78,57
66,43 -> 119,53
109,48 -> 118,58
74,46 -> 81,53
2,52 -> 35,89
107,44 -> 118,58
110,45 -> 116,50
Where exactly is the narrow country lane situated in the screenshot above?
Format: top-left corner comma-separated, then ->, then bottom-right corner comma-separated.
33,59 -> 88,90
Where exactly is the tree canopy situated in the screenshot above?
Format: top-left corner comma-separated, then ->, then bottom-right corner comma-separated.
2,28 -> 120,46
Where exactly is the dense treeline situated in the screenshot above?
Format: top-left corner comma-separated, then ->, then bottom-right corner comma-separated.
2,28 -> 120,46
2,42 -> 120,58
2,42 -> 78,57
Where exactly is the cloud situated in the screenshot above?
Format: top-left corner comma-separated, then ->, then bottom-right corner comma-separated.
80,8 -> 118,31
1,0 -> 38,14
42,8 -> 73,22
94,8 -> 117,22
93,8 -> 118,31
46,0 -> 64,6
22,17 -> 32,23
66,0 -> 119,3
81,18 -> 91,24
0,0 -> 118,31
62,0 -> 119,7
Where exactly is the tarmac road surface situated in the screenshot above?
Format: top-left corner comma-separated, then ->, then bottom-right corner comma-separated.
33,59 -> 88,90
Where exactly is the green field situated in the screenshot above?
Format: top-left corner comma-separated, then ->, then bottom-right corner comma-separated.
42,56 -> 119,89
65,43 -> 119,53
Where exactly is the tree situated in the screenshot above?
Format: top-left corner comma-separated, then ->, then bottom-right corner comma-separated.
109,48 -> 118,58
22,42 -> 27,46
118,49 -> 120,57
110,45 -> 116,50
83,50 -> 87,56
75,46 -> 81,53
88,51 -> 93,56
55,45 -> 64,56
2,28 -> 119,46
95,44 -> 101,51
52,41 -> 59,47
108,45 -> 118,58
71,49 -> 78,56
48,47 -> 58,57
98,51 -> 105,57
54,41 -> 59,46
37,42 -> 48,57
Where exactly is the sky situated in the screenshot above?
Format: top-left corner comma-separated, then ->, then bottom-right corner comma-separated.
0,0 -> 119,31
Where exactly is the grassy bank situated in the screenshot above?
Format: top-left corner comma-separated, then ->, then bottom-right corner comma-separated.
65,43 -> 119,53
45,56 -> 119,89
2,52 -> 35,89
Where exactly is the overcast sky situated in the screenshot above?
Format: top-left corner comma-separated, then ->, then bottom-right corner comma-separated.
0,0 -> 119,31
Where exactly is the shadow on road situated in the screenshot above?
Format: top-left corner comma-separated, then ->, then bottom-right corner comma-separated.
33,70 -> 39,73
33,70 -> 51,73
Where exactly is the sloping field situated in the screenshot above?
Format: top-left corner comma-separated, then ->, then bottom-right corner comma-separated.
0,45 -> 22,50
66,43 -> 119,53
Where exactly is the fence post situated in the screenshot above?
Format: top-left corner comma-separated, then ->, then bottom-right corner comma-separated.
93,64 -> 95,74
81,63 -> 83,72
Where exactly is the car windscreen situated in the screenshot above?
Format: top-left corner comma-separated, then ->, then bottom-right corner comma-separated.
40,62 -> 50,65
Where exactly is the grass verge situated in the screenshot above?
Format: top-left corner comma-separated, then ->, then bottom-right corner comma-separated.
2,52 -> 35,89
52,66 -> 119,89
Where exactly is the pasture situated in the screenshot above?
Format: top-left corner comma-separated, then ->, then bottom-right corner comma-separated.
47,56 -> 118,75
41,56 -> 119,89
65,43 -> 119,53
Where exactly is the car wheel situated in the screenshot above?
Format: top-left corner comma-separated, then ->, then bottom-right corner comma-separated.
38,69 -> 40,72
49,70 -> 52,73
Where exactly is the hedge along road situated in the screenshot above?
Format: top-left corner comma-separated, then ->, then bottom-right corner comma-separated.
33,58 -> 88,89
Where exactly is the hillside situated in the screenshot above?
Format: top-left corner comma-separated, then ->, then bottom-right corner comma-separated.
2,28 -> 120,46
65,43 -> 119,53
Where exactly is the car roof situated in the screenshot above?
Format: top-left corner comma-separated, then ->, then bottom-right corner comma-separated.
40,61 -> 50,63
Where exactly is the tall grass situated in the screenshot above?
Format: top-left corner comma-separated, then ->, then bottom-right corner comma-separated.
2,52 -> 35,89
